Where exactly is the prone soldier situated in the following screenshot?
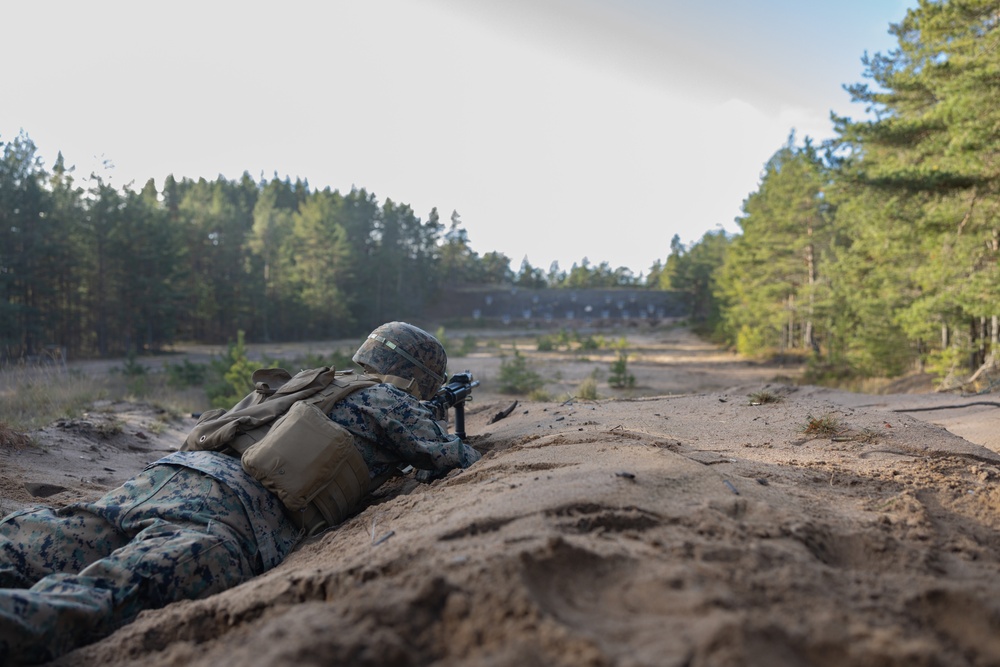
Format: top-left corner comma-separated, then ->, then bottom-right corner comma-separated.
0,322 -> 481,664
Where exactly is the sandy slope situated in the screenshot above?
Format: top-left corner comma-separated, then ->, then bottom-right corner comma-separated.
3,327 -> 1000,666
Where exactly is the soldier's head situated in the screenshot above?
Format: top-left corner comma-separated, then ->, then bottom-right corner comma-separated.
352,322 -> 447,400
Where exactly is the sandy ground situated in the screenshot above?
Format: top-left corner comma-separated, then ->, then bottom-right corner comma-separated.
3,325 -> 1000,666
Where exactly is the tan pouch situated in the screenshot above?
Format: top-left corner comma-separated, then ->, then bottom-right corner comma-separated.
241,400 -> 371,530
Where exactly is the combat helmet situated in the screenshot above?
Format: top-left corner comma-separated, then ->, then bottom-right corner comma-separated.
353,322 -> 447,400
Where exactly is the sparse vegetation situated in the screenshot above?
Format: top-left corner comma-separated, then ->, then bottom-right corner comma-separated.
0,365 -> 107,431
0,361 -> 202,434
147,419 -> 168,435
437,327 -> 478,359
608,339 -> 636,389
748,390 -> 782,405
802,414 -> 842,437
206,331 -> 276,409
165,359 -> 209,389
0,421 -> 33,448
853,427 -> 881,444
497,348 -> 545,395
528,388 -> 552,401
577,374 -> 599,400
537,330 -> 605,354
95,417 -> 125,438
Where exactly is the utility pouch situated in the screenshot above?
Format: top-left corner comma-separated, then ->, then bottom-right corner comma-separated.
241,400 -> 371,533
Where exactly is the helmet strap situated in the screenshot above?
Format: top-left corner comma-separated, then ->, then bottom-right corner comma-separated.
369,373 -> 420,398
365,333 -> 446,386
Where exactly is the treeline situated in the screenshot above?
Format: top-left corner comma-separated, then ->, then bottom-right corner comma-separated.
662,0 -> 1000,383
0,137 -> 646,360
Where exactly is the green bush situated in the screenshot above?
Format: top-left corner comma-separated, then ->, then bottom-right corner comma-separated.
924,345 -> 966,382
435,327 -> 478,358
206,331 -> 259,409
460,335 -> 478,356
577,375 -> 599,400
165,359 -> 208,389
536,335 -> 556,352
113,352 -> 151,397
528,388 -> 552,401
736,324 -> 767,358
608,342 -> 636,389
497,348 -> 545,395
115,352 -> 148,378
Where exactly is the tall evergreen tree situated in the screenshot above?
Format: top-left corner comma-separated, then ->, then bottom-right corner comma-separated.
45,153 -> 87,353
660,230 -> 730,331
289,189 -> 353,337
516,257 -> 547,288
249,178 -> 299,341
717,136 -> 831,357
439,210 -> 479,285
833,0 -> 1000,375
0,133 -> 56,357
172,177 -> 258,342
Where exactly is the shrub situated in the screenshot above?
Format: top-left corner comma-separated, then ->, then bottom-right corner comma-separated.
736,324 -> 767,358
497,348 -> 545,395
111,352 -> 151,396
460,335 -> 478,356
117,352 -> 149,378
802,414 -> 842,437
748,389 -> 782,405
435,327 -> 477,358
577,375 -> 599,400
536,335 -> 556,352
529,388 -> 552,401
608,339 -> 636,389
165,359 -> 208,389
206,331 -> 259,409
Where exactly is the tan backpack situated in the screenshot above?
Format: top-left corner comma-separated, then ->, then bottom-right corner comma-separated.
183,367 -> 384,535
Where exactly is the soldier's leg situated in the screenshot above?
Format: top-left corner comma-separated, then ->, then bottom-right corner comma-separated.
0,465 -> 259,664
0,505 -> 127,589
75,470 -> 259,625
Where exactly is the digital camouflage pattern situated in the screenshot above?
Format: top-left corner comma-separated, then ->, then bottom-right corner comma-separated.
0,378 -> 479,664
334,383 -> 481,482
352,321 -> 448,401
0,452 -> 299,665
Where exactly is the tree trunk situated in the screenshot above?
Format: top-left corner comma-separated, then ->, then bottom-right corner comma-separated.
804,231 -> 817,353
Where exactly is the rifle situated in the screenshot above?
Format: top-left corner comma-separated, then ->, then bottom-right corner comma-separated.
425,371 -> 480,440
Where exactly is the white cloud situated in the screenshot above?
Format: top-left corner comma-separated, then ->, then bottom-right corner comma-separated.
1,0 -> 914,273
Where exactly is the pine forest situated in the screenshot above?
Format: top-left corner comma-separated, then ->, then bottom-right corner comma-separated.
2,0 -> 998,389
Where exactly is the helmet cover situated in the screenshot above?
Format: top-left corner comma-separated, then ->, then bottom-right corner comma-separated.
353,322 -> 447,400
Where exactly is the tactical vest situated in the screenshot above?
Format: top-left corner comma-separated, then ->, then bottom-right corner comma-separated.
183,366 -> 399,535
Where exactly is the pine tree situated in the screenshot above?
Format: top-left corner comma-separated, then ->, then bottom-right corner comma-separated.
716,136 -> 831,357
289,189 -> 353,337
833,0 -> 1000,376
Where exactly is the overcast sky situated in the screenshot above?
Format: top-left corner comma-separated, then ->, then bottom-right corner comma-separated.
2,0 -> 916,275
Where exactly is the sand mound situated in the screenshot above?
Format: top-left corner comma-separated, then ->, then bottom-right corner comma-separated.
14,384 -> 996,667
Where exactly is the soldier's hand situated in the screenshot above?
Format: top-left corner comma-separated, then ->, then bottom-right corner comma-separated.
415,468 -> 449,484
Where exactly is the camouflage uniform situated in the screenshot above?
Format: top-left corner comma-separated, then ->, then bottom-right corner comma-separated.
335,383 -> 481,483
0,383 -> 479,665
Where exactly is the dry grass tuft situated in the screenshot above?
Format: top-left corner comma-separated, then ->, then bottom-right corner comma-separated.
802,413 -> 843,438
0,421 -> 32,449
748,389 -> 783,405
